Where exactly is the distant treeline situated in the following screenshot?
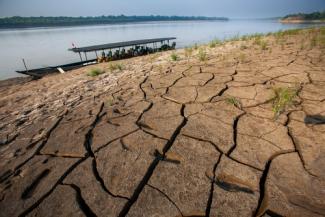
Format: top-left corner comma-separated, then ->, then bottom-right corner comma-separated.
0,15 -> 228,28
283,11 -> 325,20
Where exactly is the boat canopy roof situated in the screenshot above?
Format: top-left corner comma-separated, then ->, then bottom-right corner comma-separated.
69,37 -> 176,53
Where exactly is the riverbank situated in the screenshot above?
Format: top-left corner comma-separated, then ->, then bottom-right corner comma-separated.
280,19 -> 325,24
0,27 -> 324,217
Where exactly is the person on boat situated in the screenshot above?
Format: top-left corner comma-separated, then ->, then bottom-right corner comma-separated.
172,42 -> 176,49
121,48 -> 126,58
107,50 -> 113,61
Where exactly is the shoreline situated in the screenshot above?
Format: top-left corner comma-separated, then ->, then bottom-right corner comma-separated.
280,19 -> 325,24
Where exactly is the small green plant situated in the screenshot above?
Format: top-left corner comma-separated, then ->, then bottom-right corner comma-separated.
193,43 -> 199,50
253,36 -> 263,46
184,47 -> 193,60
261,40 -> 268,50
87,68 -> 105,77
209,38 -> 221,48
271,87 -> 298,118
107,97 -> 114,106
170,52 -> 180,61
226,97 -> 242,109
198,48 -> 208,62
109,63 -> 124,72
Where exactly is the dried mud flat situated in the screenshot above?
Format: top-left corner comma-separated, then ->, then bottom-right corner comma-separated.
0,28 -> 324,217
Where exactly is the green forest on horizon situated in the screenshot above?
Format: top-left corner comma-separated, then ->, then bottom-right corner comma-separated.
283,11 -> 325,20
0,15 -> 228,28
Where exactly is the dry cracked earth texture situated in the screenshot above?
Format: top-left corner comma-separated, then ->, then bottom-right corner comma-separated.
0,28 -> 325,217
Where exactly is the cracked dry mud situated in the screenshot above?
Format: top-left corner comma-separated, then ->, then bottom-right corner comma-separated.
1,28 -> 325,217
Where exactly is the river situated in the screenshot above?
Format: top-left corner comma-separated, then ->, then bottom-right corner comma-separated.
0,19 -> 322,79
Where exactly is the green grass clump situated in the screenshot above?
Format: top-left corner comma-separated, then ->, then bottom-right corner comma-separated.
106,97 -> 114,106
87,68 -> 105,77
271,87 -> 298,118
226,97 -> 242,109
261,40 -> 268,50
109,63 -> 124,72
253,36 -> 262,45
198,48 -> 208,62
209,39 -> 221,48
184,47 -> 193,60
170,52 -> 180,61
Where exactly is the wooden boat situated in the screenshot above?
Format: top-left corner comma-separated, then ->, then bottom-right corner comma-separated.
16,37 -> 176,78
16,59 -> 97,78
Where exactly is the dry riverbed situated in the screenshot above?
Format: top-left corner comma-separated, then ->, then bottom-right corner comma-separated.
0,28 -> 324,217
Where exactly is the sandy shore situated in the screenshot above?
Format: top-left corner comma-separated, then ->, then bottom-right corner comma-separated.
280,19 -> 325,24
0,28 -> 324,217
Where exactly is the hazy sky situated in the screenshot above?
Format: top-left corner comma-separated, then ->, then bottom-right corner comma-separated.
0,0 -> 324,18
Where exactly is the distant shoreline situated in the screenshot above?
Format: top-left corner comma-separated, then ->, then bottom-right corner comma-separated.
280,19 -> 325,24
0,15 -> 228,29
280,11 -> 325,24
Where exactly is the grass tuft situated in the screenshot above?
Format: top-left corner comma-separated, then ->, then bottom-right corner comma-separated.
261,40 -> 268,50
198,48 -> 208,62
209,39 -> 221,48
170,52 -> 180,61
87,68 -> 105,77
226,97 -> 242,109
271,87 -> 298,119
184,47 -> 193,60
109,63 -> 124,72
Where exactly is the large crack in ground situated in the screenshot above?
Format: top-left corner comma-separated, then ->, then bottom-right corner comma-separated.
118,104 -> 188,217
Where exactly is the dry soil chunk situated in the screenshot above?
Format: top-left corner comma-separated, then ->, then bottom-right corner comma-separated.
148,135 -> 220,215
257,152 -> 325,217
26,185 -> 84,217
210,155 -> 262,217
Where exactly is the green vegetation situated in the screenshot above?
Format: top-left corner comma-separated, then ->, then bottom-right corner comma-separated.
209,38 -> 221,48
109,63 -> 124,72
0,15 -> 229,28
184,47 -> 193,60
193,43 -> 199,50
271,87 -> 298,118
87,68 -> 105,77
198,48 -> 208,62
226,97 -> 242,109
261,40 -> 268,50
106,97 -> 114,106
282,11 -> 325,21
170,52 -> 180,61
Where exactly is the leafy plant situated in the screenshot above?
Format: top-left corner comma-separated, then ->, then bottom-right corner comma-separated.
170,52 -> 180,61
271,87 -> 298,118
87,68 -> 105,77
226,97 -> 242,109
198,48 -> 208,62
209,38 -> 221,48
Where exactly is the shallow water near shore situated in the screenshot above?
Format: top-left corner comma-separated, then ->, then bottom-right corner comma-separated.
0,19 -> 322,79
